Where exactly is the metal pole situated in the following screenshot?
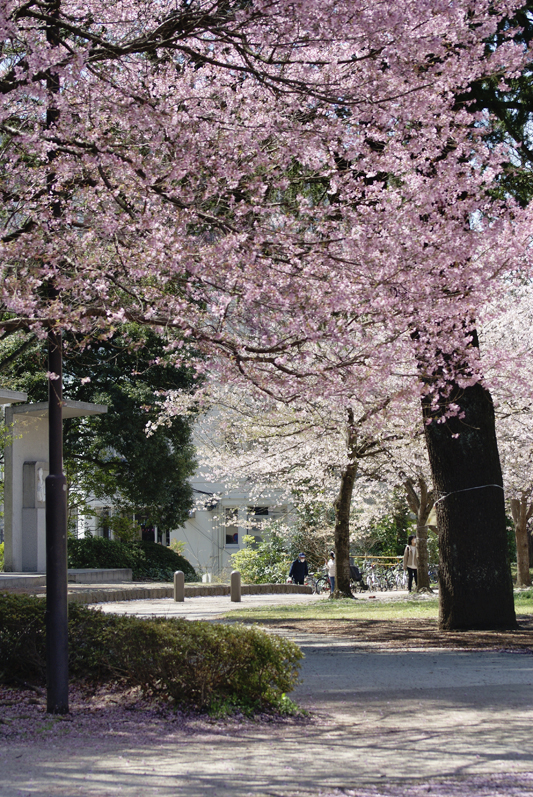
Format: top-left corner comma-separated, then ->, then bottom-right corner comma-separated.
45,327 -> 69,714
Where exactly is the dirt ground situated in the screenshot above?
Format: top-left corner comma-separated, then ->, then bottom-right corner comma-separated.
256,613 -> 533,652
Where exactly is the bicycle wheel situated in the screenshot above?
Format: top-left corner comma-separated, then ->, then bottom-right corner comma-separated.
374,575 -> 387,591
316,576 -> 331,594
383,571 -> 395,591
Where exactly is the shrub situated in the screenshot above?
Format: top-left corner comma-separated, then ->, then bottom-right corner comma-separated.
231,532 -> 291,584
0,595 -> 302,713
106,515 -> 142,544
67,537 -> 198,582
169,538 -> 186,556
135,541 -> 198,582
230,516 -> 336,582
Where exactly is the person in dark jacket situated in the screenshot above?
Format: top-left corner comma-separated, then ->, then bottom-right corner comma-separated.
289,552 -> 309,585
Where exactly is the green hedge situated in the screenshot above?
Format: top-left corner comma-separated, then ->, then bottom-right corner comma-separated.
67,538 -> 198,582
0,595 -> 302,714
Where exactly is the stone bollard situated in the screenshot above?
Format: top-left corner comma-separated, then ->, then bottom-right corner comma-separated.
174,570 -> 185,602
230,570 -> 241,602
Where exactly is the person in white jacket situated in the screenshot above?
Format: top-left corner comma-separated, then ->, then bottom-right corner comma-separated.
327,551 -> 336,594
403,535 -> 418,593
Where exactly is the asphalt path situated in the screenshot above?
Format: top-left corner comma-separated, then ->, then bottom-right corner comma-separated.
2,593 -> 533,796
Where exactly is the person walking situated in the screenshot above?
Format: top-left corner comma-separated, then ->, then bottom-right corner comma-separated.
403,535 -> 418,592
289,552 -> 309,585
327,550 -> 336,594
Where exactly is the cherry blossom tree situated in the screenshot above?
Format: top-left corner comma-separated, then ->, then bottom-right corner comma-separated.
481,285 -> 533,588
377,426 -> 437,590
499,407 -> 533,587
0,0 -> 531,643
161,380 -> 399,597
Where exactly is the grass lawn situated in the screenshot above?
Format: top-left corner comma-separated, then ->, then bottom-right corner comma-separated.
224,590 -> 533,652
224,590 -> 533,623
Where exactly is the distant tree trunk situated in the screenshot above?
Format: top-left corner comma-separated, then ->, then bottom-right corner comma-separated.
332,403 -> 388,599
423,382 -> 516,630
333,408 -> 357,599
510,497 -> 533,588
403,476 -> 434,590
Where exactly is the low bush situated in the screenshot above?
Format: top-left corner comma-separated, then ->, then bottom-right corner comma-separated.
0,595 -> 302,714
67,537 -> 198,582
231,531 -> 291,584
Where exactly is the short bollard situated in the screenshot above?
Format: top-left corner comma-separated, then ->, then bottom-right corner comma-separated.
174,570 -> 185,602
230,570 -> 241,602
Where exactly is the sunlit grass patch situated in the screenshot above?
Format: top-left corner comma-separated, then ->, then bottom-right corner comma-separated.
226,590 -> 533,622
515,589 -> 533,614
225,595 -> 440,622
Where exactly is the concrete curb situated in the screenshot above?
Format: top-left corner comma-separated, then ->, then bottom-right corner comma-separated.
0,581 -> 313,604
40,582 -> 313,605
68,585 -> 174,604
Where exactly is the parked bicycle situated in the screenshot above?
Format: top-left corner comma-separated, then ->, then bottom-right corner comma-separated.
390,564 -> 407,590
315,573 -> 332,594
428,564 -> 439,586
303,573 -> 320,592
360,563 -> 387,591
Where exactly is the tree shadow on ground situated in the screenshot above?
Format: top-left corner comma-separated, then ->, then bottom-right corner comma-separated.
255,615 -> 533,651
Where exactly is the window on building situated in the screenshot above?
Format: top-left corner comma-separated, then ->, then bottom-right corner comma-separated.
246,506 -> 269,543
100,507 -> 111,539
225,508 -> 239,546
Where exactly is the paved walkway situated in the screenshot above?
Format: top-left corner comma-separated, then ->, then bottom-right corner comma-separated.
91,590 -> 329,619
2,592 -> 533,796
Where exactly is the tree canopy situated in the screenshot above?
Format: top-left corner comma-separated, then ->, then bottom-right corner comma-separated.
0,327 -> 197,530
2,0 -> 533,627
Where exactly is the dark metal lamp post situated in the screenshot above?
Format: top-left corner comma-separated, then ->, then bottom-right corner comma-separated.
45,327 -> 69,714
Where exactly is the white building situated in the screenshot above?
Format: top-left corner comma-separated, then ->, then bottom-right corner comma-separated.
169,473 -> 290,577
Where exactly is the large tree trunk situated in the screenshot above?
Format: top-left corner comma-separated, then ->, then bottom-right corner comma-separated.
334,460 -> 357,598
333,408 -> 357,599
415,523 -> 429,590
510,497 -> 533,588
403,476 -> 434,590
423,382 -> 516,630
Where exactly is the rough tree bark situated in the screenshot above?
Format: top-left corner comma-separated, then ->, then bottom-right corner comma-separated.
509,496 -> 533,587
423,382 -> 516,630
333,408 -> 357,598
403,475 -> 435,591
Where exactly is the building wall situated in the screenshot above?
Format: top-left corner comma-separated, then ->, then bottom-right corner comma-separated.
169,476 -> 289,577
4,409 -> 48,572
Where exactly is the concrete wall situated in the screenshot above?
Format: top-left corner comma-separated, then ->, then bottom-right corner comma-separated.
4,408 -> 49,572
4,400 -> 107,573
